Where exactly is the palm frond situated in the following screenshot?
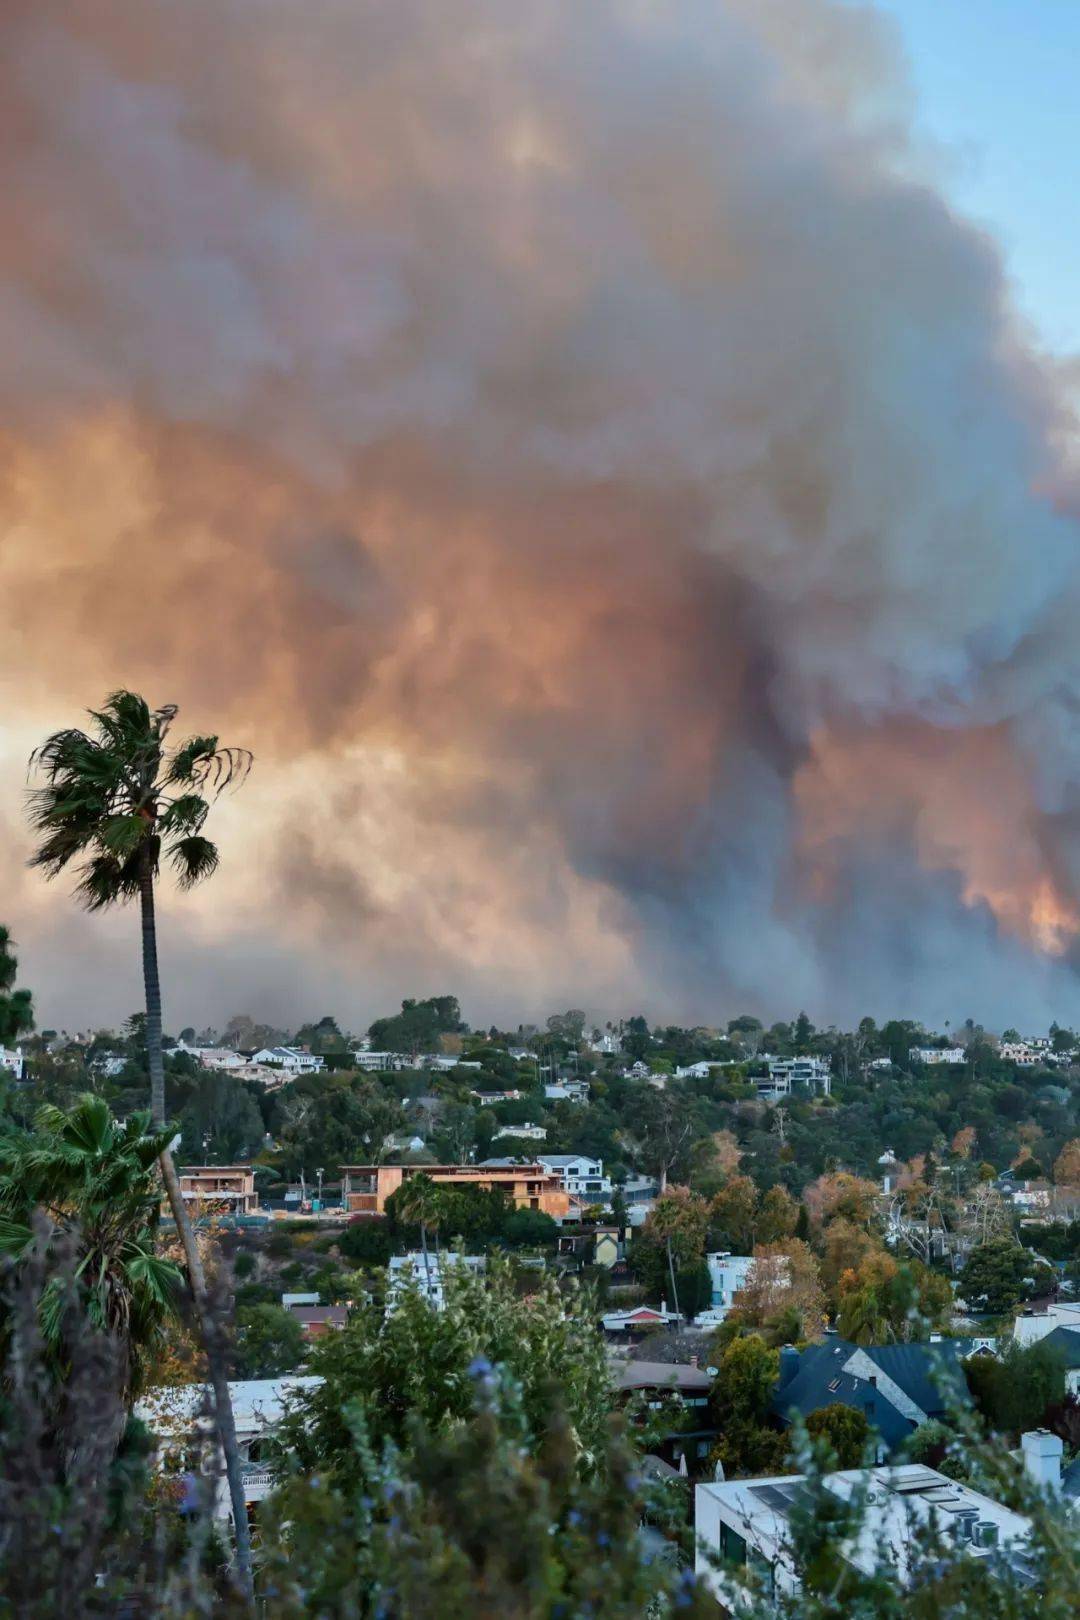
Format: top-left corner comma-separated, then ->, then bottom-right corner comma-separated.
168,835 -> 220,889
168,736 -> 253,796
157,794 -> 209,837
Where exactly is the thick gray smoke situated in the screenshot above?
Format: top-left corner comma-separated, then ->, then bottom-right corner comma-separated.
1,0 -> 1079,1031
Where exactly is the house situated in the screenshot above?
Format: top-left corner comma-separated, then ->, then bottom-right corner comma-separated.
537,1154 -> 612,1201
351,1050 -> 412,1071
695,1462 -> 1035,1606
0,1046 -> 25,1080
339,1162 -> 573,1220
704,1252 -> 755,1318
613,1356 -> 716,1473
284,1300 -> 349,1337
909,1046 -> 966,1066
386,1251 -> 485,1313
493,1123 -> 548,1142
771,1336 -> 992,1458
173,1165 -> 259,1215
675,1061 -> 713,1080
759,1057 -> 831,1101
1013,1300 -> 1080,1352
601,1302 -> 681,1335
136,1376 -> 322,1522
558,1224 -> 624,1269
471,1088 -> 525,1106
1000,1042 -> 1041,1067
196,1047 -> 247,1071
543,1081 -> 588,1104
249,1046 -> 325,1076
622,1174 -> 661,1227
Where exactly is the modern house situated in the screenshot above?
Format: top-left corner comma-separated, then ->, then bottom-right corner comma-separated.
339,1162 -> 573,1220
492,1123 -> 548,1142
136,1376 -> 322,1522
698,1252 -> 755,1322
543,1081 -> 589,1104
758,1057 -> 831,1101
537,1154 -> 612,1201
695,1462 -> 1034,1606
174,1164 -> 259,1215
908,1046 -> 966,1066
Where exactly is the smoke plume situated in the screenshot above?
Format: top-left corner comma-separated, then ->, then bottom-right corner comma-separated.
2,0 -> 1080,1031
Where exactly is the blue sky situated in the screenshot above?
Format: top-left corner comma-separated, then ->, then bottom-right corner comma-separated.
881,0 -> 1079,352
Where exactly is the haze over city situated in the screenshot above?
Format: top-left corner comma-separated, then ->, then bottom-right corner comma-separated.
2,0 -> 1080,1034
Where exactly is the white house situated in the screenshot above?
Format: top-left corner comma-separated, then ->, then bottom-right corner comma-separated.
695,1463 -> 1035,1607
136,1376 -> 323,1520
704,1252 -> 755,1318
675,1061 -> 713,1080
249,1046 -> 326,1076
493,1123 -> 548,1142
537,1154 -> 612,1200
197,1047 -> 247,1070
1013,1300 -> 1080,1348
386,1252 -> 485,1314
0,1046 -> 26,1080
909,1046 -> 966,1066
1000,1042 -> 1040,1067
758,1057 -> 831,1101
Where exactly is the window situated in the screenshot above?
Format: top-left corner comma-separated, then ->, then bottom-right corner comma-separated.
719,1522 -> 747,1567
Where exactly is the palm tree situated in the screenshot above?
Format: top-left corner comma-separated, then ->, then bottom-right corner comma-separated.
396,1172 -> 441,1291
0,1094 -> 182,1396
0,925 -> 33,1045
27,691 -> 254,1597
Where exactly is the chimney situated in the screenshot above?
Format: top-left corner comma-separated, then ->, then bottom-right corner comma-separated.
778,1345 -> 799,1390
1022,1429 -> 1063,1493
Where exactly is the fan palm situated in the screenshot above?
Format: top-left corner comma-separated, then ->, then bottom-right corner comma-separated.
27,691 -> 254,1594
396,1173 -> 442,1288
0,1094 -> 181,1391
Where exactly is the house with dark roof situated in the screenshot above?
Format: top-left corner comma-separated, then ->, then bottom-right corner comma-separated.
772,1335 -> 995,1459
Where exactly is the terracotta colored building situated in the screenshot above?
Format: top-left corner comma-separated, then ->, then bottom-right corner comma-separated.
339,1163 -> 572,1221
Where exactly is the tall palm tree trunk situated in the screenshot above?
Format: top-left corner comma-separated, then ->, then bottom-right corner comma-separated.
140,868 -> 254,1602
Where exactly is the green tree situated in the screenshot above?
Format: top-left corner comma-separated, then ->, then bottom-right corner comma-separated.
964,1339 -> 1065,1435
27,690 -> 254,1590
0,1095 -> 180,1396
179,1070 -> 265,1161
709,1333 -> 788,1477
804,1404 -> 870,1467
393,1172 -> 442,1285
0,926 -> 33,1044
503,1207 -> 558,1247
233,1304 -> 306,1378
278,1258 -> 613,1493
368,996 -> 465,1054
959,1239 -> 1035,1316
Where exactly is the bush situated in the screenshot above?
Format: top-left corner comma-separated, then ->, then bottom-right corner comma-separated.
233,1249 -> 257,1279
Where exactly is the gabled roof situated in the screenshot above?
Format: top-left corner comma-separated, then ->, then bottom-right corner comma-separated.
857,1341 -> 971,1415
1037,1326 -> 1080,1366
772,1338 -> 975,1450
